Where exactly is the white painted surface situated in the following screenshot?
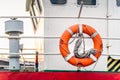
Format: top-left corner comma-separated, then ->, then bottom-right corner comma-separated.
37,0 -> 120,71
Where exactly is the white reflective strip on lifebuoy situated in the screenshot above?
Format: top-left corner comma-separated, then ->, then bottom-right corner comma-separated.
90,31 -> 98,38
79,24 -> 82,34
67,28 -> 73,36
64,53 -> 74,61
90,54 -> 97,62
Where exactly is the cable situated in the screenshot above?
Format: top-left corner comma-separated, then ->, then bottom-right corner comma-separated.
82,34 -> 86,53
78,0 -> 84,18
68,33 -> 78,44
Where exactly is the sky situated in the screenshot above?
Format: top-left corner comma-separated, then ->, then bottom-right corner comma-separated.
0,0 -> 27,16
0,0 -> 35,61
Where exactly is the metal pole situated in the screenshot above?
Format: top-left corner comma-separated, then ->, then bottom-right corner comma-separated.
78,0 -> 84,18
35,51 -> 39,72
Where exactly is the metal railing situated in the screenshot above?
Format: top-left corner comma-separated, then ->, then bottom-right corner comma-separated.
0,16 -> 120,60
0,16 -> 120,20
0,36 -> 120,40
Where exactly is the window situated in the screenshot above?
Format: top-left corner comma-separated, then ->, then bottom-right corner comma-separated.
50,0 -> 67,4
30,0 -> 42,31
116,0 -> 120,7
77,0 -> 96,5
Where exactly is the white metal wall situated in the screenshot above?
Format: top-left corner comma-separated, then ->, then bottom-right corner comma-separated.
108,0 -> 120,59
41,0 -> 120,71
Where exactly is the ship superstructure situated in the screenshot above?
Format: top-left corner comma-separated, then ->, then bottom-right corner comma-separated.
26,0 -> 120,71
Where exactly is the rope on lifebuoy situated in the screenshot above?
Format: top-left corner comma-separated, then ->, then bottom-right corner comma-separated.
59,24 -> 103,67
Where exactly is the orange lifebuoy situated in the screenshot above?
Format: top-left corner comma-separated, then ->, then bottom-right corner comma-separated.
59,24 -> 103,67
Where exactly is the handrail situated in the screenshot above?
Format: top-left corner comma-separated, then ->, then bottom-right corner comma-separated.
0,16 -> 120,20
0,52 -> 120,56
0,36 -> 119,56
0,36 -> 120,40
